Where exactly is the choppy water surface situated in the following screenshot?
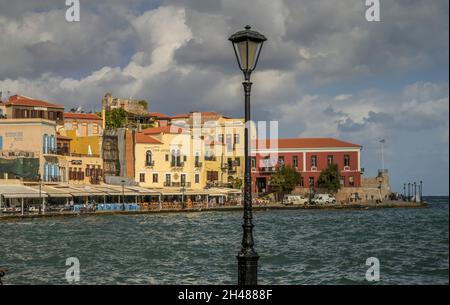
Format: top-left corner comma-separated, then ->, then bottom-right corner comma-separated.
0,197 -> 448,285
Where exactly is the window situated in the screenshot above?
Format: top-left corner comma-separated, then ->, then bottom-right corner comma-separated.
195,153 -> 200,167
183,155 -> 187,162
218,134 -> 224,143
140,173 -> 145,183
340,176 -> 345,186
311,155 -> 317,167
43,134 -> 48,153
145,151 -> 153,166
251,157 -> 256,168
278,156 -> 285,166
261,156 -> 270,168
293,156 -> 298,168
85,166 -> 91,177
235,157 -> 241,167
300,177 -> 304,187
309,177 -> 314,187
153,173 -> 158,183
349,176 -> 355,186
93,124 -> 99,135
171,150 -> 181,166
165,174 -> 171,185
195,174 -> 200,184
327,155 -> 333,165
234,134 -> 240,144
207,171 -> 218,181
226,134 -> 233,151
181,174 -> 186,186
165,154 -> 169,161
344,155 -> 350,167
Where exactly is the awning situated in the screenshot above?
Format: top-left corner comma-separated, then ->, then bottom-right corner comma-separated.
0,185 -> 49,199
30,185 -> 72,198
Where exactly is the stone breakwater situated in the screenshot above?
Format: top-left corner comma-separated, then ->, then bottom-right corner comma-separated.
0,200 -> 427,221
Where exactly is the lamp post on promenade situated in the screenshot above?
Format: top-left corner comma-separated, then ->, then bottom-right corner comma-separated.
414,182 -> 417,202
229,25 -> 267,285
420,181 -> 423,202
408,182 -> 411,201
121,179 -> 125,210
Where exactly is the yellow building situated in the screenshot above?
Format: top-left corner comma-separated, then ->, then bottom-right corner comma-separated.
56,113 -> 104,184
0,118 -> 59,182
171,112 -> 247,188
59,112 -> 103,156
134,126 -> 203,189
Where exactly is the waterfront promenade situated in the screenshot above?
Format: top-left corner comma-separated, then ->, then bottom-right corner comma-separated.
0,200 -> 427,221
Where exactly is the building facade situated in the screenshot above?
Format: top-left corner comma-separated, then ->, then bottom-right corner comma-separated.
171,112 -> 246,188
134,126 -> 204,189
251,138 -> 362,195
0,118 -> 59,182
0,95 -> 64,124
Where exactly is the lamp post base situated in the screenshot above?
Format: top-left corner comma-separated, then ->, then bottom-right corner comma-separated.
237,253 -> 259,285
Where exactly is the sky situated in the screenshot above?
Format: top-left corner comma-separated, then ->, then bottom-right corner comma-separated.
0,0 -> 448,195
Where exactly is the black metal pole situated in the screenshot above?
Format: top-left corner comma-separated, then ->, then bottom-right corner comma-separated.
414,182 -> 417,201
408,183 -> 411,201
403,183 -> 406,200
237,76 -> 259,286
420,181 -> 423,202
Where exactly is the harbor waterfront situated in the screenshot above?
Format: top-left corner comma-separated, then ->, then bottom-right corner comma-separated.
0,197 -> 447,285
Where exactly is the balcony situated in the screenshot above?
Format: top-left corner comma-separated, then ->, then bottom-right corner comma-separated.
195,162 -> 203,168
205,156 -> 216,161
90,176 -> 103,185
258,167 -> 276,173
227,169 -> 237,174
43,148 -> 58,155
170,162 -> 184,168
145,161 -> 155,167
163,182 -> 191,188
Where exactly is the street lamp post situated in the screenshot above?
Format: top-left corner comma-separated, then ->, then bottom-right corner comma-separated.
414,182 -> 417,202
229,25 -> 267,286
408,182 -> 411,201
403,183 -> 406,201
420,180 -> 423,202
121,180 -> 125,210
181,182 -> 186,209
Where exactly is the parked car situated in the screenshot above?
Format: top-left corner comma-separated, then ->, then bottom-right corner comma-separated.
312,194 -> 336,205
282,195 -> 308,205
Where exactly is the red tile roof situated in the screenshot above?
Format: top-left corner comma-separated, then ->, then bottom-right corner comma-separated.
136,132 -> 163,144
64,112 -> 102,120
148,112 -> 170,119
5,95 -> 64,109
171,111 -> 222,119
141,125 -> 186,134
171,113 -> 190,119
254,138 -> 361,149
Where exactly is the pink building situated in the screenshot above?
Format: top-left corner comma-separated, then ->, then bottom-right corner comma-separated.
251,138 -> 362,194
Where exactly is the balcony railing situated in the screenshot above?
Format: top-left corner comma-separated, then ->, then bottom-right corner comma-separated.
163,182 -> 191,188
43,148 -> 58,155
145,161 -> 155,167
170,162 -> 184,168
195,162 -> 203,168
258,167 -> 276,173
205,156 -> 216,161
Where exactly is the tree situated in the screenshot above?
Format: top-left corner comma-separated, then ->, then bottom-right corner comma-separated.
105,108 -> 128,129
317,163 -> 341,193
138,100 -> 148,111
269,165 -> 301,200
230,177 -> 242,190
